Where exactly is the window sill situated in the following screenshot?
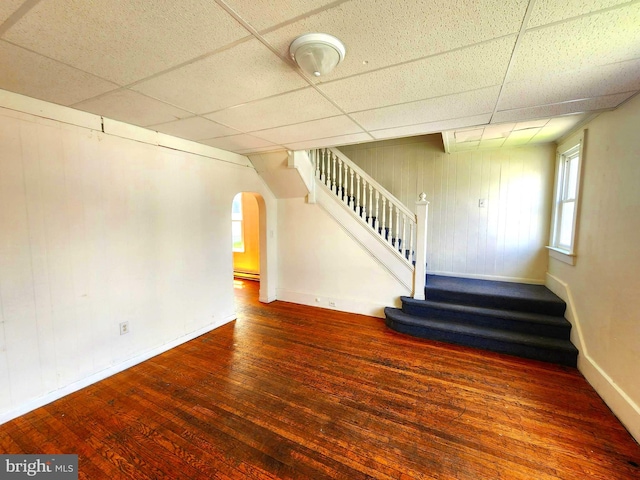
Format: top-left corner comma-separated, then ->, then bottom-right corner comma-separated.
546,246 -> 576,265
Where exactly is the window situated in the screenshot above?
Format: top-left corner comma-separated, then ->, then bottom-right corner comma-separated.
549,134 -> 584,264
232,193 -> 244,252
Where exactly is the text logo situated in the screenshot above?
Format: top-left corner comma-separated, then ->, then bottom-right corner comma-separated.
1,455 -> 78,479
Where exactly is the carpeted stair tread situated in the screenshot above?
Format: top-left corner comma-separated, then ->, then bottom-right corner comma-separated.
426,276 -> 563,301
385,307 -> 577,352
400,296 -> 571,329
425,276 -> 566,316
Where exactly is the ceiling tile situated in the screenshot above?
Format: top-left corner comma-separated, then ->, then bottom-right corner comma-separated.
2,0 -> 249,85
253,115 -> 364,145
318,37 -> 514,112
0,40 -> 118,105
205,87 -> 342,132
455,129 -> 484,142
133,39 -> 307,114
492,92 -> 634,123
479,138 -> 506,149
237,145 -> 283,155
509,3 -> 640,83
513,119 -> 549,130
528,0 -> 632,28
530,114 -> 589,142
223,0 -> 339,31
200,134 -> 278,152
263,0 -> 527,81
371,114 -> 492,140
285,132 -> 372,151
152,117 -> 241,141
500,58 -> 640,110
73,89 -> 193,127
0,0 -> 24,24
482,124 -> 514,139
350,86 -> 500,131
502,128 -> 541,144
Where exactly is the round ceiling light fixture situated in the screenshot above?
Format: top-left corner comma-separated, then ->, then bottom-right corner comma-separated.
289,33 -> 346,77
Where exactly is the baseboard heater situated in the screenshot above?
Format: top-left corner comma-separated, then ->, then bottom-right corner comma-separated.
234,271 -> 260,281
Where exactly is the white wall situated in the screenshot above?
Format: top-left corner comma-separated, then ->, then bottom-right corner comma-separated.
0,103 -> 276,423
546,94 -> 640,441
340,138 -> 556,283
277,197 -> 410,318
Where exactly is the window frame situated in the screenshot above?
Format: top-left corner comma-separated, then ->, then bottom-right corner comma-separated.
548,132 -> 585,265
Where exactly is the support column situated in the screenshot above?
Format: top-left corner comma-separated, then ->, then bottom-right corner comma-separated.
413,193 -> 429,300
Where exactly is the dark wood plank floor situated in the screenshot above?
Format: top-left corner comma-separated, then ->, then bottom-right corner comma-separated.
1,279 -> 638,479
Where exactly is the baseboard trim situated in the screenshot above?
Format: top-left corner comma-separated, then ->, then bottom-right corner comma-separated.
428,271 -> 546,285
276,288 -> 400,319
0,314 -> 236,426
546,273 -> 640,442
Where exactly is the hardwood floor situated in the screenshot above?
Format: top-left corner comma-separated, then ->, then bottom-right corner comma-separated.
1,279 -> 638,479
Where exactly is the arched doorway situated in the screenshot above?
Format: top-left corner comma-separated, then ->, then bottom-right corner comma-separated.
231,191 -> 273,303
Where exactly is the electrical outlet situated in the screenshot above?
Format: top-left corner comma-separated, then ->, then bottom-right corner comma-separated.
329,301 -> 336,307
120,321 -> 129,335
478,198 -> 487,208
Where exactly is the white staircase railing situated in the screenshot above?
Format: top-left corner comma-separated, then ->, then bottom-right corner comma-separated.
310,147 -> 417,268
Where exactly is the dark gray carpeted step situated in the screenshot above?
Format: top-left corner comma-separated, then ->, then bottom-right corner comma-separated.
425,276 -> 566,316
400,296 -> 572,340
384,307 -> 578,367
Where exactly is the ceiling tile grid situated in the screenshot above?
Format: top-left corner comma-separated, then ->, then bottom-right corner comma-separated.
0,0 -> 638,154
318,36 -> 516,113
151,116 -> 242,141
0,40 -> 118,105
73,89 -> 194,127
350,86 -> 501,131
2,0 -> 251,85
0,0 -> 26,25
262,0 -> 528,81
131,38 -> 308,115
204,87 -> 343,132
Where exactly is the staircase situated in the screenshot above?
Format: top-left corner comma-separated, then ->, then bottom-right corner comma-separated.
384,275 -> 578,367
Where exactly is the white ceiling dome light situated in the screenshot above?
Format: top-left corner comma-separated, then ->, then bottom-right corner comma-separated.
289,33 -> 346,77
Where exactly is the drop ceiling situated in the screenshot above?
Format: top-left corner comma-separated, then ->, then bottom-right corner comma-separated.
0,0 -> 638,155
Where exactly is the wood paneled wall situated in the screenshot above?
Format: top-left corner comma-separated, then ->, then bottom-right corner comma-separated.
339,136 -> 556,282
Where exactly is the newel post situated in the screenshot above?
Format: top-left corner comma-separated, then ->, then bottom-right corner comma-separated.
413,193 -> 429,300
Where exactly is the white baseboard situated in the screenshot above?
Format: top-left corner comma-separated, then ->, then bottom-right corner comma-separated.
546,273 -> 640,442
428,270 -> 545,285
276,288 -> 399,319
0,314 -> 236,426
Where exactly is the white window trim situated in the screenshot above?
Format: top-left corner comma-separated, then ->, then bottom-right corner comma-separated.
548,131 -> 585,265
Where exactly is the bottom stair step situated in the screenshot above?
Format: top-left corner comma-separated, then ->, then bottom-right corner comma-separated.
384,307 -> 578,367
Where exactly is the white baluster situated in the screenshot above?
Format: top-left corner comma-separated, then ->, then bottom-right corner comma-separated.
374,190 -> 380,230
401,214 -> 407,257
331,153 -> 337,193
325,150 -> 331,187
343,163 -> 349,204
361,179 -> 367,220
349,169 -> 355,208
369,185 -> 374,226
387,201 -> 393,245
410,221 -> 415,263
314,150 -> 320,179
396,209 -> 401,251
356,174 -> 361,215
381,197 -> 387,239
337,158 -> 343,199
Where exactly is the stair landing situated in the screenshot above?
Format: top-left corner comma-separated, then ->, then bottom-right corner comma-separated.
385,275 -> 578,367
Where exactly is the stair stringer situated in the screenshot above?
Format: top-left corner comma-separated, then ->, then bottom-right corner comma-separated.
315,178 -> 413,291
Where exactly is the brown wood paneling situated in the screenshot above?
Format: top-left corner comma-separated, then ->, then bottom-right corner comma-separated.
1,279 -> 638,479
